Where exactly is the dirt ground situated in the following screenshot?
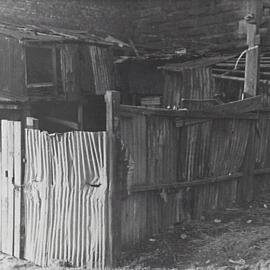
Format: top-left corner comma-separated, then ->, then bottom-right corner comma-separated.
3,192 -> 270,269
119,191 -> 270,270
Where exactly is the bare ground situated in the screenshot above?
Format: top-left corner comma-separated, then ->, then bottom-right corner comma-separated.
119,191 -> 270,269
3,192 -> 270,269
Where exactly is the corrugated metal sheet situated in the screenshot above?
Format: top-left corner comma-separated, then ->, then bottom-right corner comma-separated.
89,46 -> 115,95
24,129 -> 107,268
163,66 -> 215,107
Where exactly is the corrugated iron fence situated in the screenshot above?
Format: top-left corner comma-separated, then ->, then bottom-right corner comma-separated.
0,95 -> 119,269
24,129 -> 107,267
1,93 -> 270,268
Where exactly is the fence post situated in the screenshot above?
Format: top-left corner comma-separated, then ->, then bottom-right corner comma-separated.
238,120 -> 256,204
105,90 -> 121,267
19,103 -> 31,258
244,0 -> 262,96
77,103 -> 83,130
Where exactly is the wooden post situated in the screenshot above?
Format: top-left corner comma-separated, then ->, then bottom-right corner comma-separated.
19,103 -> 31,258
26,117 -> 39,129
237,120 -> 256,204
105,91 -> 121,267
77,103 -> 83,130
244,0 -> 262,96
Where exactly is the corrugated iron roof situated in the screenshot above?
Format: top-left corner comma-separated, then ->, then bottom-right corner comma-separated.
0,22 -> 125,47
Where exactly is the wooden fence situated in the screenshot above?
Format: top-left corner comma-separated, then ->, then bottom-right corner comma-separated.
116,103 -> 270,250
1,94 -> 270,268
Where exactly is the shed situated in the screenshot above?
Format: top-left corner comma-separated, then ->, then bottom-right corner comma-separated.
159,56 -> 234,108
0,23 -> 119,132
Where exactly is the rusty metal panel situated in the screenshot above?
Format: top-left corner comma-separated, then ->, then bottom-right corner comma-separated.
163,66 -> 215,107
89,46 -> 115,95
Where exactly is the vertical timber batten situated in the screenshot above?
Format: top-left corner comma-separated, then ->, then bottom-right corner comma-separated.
19,104 -> 31,258
238,120 -> 256,204
244,0 -> 262,96
105,91 -> 121,268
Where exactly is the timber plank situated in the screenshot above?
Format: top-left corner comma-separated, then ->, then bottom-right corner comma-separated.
120,105 -> 258,119
1,120 -> 8,253
13,121 -> 21,258
244,0 -> 263,96
7,121 -> 14,255
210,95 -> 267,114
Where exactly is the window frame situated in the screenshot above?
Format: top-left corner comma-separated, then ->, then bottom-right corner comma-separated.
24,44 -> 58,93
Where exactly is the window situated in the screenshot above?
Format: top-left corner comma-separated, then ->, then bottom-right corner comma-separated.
25,46 -> 62,92
25,46 -> 54,87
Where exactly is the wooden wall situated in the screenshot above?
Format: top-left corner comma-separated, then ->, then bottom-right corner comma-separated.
163,65 -> 215,107
0,36 -> 25,101
254,117 -> 270,193
0,37 -> 115,103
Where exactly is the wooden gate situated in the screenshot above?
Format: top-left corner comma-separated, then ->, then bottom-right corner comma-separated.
24,129 -> 108,267
0,120 -> 22,258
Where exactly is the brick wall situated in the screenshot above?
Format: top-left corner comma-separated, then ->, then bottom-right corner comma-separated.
0,0 -> 249,51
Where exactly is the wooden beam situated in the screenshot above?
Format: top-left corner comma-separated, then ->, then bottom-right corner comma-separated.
52,45 -> 58,96
180,98 -> 220,110
254,167 -> 270,175
26,117 -> 39,129
212,74 -> 245,82
105,91 -> 121,268
129,167 -> 270,193
43,116 -> 79,130
26,82 -> 54,88
120,105 -> 258,119
140,96 -> 161,107
20,103 -> 31,259
130,173 -> 243,193
13,121 -> 21,258
213,68 -> 270,76
77,103 -> 83,130
215,62 -> 270,68
210,95 -> 267,114
0,104 -> 20,110
244,0 -> 263,96
175,119 -> 210,128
